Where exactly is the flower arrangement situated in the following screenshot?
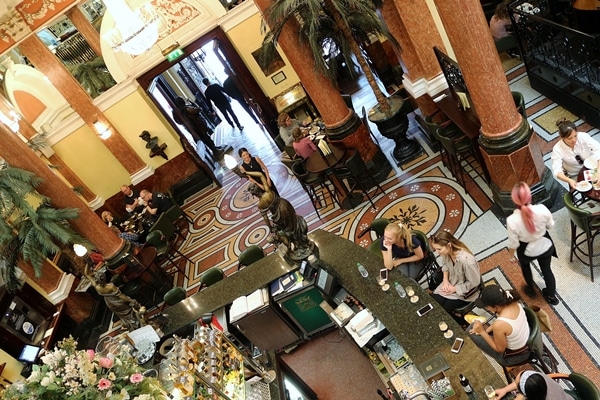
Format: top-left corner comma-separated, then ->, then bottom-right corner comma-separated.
2,336 -> 165,400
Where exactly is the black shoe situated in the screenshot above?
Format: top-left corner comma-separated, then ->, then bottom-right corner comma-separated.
523,285 -> 537,298
542,288 -> 559,306
238,125 -> 244,131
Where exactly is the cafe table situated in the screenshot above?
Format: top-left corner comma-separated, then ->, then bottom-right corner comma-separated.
124,246 -> 172,304
305,142 -> 362,209
575,167 -> 600,206
433,88 -> 491,182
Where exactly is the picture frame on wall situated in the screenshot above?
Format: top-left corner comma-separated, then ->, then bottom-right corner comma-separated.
271,71 -> 287,85
252,45 -> 286,76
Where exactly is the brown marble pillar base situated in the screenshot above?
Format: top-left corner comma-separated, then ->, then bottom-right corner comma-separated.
326,110 -> 392,183
103,240 -> 131,270
479,120 -> 562,214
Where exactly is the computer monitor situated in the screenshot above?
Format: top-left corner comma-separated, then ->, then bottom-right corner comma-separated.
18,344 -> 41,363
315,267 -> 337,298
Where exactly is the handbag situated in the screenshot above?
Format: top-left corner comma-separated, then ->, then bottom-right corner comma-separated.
531,305 -> 553,332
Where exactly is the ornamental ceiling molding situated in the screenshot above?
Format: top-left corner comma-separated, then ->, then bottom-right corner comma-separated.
0,0 -> 76,54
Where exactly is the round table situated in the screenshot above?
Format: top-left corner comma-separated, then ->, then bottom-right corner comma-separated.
576,167 -> 600,202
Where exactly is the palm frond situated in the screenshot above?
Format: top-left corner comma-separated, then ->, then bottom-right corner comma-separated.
0,236 -> 24,291
26,130 -> 50,153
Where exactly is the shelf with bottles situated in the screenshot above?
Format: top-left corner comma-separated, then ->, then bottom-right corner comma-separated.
158,324 -> 246,400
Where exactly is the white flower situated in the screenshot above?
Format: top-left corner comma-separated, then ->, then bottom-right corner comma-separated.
118,388 -> 131,399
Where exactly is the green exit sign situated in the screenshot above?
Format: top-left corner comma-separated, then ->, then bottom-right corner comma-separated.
165,48 -> 184,62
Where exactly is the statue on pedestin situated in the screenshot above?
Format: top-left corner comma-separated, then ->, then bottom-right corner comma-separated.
244,170 -> 315,261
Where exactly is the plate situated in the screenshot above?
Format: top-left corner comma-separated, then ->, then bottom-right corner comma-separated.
584,155 -> 598,170
443,330 -> 454,339
464,314 -> 487,324
576,181 -> 592,192
309,125 -> 320,134
410,295 -> 419,303
307,134 -> 316,141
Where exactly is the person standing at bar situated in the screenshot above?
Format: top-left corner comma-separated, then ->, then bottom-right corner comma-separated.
550,118 -> 600,189
202,77 -> 244,131
507,182 -> 559,305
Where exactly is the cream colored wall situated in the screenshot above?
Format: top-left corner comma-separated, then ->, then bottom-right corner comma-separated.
224,12 -> 300,99
426,0 -> 455,59
52,125 -> 131,199
103,88 -> 184,166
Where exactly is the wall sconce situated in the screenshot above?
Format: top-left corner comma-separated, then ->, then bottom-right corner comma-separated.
0,109 -> 21,133
73,244 -> 88,257
93,121 -> 112,140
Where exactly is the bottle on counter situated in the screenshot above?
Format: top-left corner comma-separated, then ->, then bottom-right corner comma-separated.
357,262 -> 368,277
459,374 -> 473,393
394,281 -> 406,298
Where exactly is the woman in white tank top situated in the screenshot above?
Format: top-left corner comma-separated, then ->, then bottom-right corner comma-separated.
468,285 -> 530,365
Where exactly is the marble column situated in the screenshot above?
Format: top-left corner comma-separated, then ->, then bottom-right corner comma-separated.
384,0 -> 447,118
253,0 -> 391,182
433,0 -> 559,213
19,35 -> 147,175
66,6 -> 102,57
0,123 -> 127,263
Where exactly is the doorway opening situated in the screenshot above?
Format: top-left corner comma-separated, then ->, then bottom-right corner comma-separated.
138,27 -> 279,169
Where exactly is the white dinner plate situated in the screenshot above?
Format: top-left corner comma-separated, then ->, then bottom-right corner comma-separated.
584,155 -> 597,170
309,125 -> 320,134
576,181 -> 592,192
307,134 -> 316,141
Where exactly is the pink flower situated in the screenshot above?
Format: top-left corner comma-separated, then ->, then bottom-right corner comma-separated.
86,349 -> 95,361
98,378 -> 112,390
130,373 -> 143,384
99,357 -> 113,369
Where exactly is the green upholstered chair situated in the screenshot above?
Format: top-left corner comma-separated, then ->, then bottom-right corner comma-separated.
563,192 -> 600,281
500,307 -> 557,382
161,287 -> 187,311
164,203 -> 193,239
549,372 -> 600,400
495,35 -> 519,55
412,229 -> 441,285
370,218 -> 391,238
368,237 -> 383,257
238,245 -> 265,271
433,127 -> 484,187
199,267 -> 224,290
145,230 -> 191,279
291,160 -> 339,218
149,213 -> 177,240
512,91 -> 527,119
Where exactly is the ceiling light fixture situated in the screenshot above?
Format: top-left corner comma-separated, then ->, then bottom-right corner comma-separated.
102,0 -> 159,56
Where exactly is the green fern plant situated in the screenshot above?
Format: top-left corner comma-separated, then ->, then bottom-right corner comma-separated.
0,164 -> 91,291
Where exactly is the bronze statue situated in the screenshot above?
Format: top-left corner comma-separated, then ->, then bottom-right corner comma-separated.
245,170 -> 314,260
84,264 -> 143,331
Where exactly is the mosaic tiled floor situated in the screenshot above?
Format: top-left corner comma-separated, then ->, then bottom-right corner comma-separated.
103,62 -> 600,386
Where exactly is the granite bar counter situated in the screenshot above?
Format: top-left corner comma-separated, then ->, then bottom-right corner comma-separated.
162,251 -> 295,337
310,229 -> 505,398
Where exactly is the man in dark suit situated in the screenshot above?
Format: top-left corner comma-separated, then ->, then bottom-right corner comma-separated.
222,75 -> 259,124
202,77 -> 243,131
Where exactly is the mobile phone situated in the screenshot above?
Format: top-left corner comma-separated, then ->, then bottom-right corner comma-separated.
416,303 -> 434,317
451,337 -> 464,353
379,268 -> 388,282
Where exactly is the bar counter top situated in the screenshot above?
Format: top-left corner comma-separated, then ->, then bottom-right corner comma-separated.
310,230 -> 505,398
163,229 -> 505,398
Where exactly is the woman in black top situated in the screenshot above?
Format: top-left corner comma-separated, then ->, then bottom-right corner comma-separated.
238,147 -> 279,196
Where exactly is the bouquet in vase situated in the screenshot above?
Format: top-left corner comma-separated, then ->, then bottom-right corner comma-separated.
2,336 -> 165,400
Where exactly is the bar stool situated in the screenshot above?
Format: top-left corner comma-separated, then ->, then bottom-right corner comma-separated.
238,245 -> 265,271
291,160 -> 340,218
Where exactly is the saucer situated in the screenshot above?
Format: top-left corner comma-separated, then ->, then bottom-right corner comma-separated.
410,295 -> 419,303
381,284 -> 390,291
444,330 -> 454,339
576,181 -> 592,192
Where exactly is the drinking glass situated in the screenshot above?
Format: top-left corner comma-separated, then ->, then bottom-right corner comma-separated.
484,385 -> 495,399
438,321 -> 449,333
405,286 -> 415,297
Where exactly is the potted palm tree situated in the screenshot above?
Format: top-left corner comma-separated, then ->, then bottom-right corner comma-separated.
0,162 -> 90,291
261,0 -> 423,164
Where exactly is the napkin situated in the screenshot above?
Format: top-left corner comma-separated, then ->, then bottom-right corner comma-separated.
318,139 -> 332,155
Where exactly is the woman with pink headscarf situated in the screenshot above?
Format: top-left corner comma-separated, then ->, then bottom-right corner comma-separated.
507,182 -> 559,305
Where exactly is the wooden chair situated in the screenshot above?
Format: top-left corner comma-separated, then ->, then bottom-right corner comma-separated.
291,160 -> 339,218
549,372 -> 600,399
433,127 -> 485,187
563,191 -> 600,281
333,148 -> 385,209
